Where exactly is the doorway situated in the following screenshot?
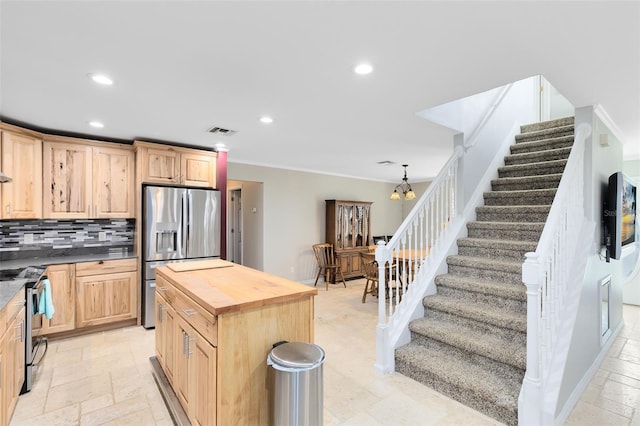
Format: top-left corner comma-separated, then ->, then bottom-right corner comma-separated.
229,188 -> 242,264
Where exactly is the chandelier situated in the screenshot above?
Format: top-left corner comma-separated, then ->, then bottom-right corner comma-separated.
390,164 -> 416,200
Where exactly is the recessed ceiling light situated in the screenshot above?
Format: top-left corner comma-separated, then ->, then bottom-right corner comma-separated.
89,73 -> 114,85
260,116 -> 274,124
354,63 -> 373,75
88,121 -> 104,128
215,142 -> 227,149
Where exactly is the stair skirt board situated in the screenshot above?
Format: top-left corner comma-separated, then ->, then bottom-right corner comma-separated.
394,116 -> 574,426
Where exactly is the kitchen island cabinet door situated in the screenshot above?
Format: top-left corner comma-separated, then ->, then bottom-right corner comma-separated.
93,146 -> 134,218
174,316 -> 193,417
155,292 -> 176,385
76,271 -> 137,328
40,264 -> 75,335
1,131 -> 42,219
174,315 -> 217,426
192,334 -> 216,426
43,141 -> 92,219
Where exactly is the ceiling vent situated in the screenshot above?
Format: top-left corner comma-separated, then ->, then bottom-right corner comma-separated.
377,160 -> 395,166
207,126 -> 236,136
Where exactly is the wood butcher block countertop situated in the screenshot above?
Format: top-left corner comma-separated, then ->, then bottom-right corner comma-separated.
156,260 -> 317,316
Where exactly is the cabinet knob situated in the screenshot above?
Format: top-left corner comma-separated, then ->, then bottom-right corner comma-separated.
182,309 -> 196,317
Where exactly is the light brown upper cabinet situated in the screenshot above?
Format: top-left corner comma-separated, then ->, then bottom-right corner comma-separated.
93,146 -> 135,218
135,141 -> 217,188
0,131 -> 43,219
43,141 -> 134,219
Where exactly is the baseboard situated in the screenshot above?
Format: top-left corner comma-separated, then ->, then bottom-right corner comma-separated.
150,356 -> 190,426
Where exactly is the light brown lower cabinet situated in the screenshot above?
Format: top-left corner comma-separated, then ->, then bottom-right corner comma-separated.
0,289 -> 26,426
156,278 -> 217,425
75,258 -> 138,328
39,264 -> 75,334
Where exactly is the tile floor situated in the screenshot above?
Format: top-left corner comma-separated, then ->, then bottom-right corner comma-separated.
9,278 -> 640,425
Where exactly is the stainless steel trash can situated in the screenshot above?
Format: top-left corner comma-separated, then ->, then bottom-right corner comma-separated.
267,342 -> 325,426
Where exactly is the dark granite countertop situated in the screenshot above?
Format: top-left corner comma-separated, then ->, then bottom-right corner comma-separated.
0,251 -> 137,313
1,252 -> 137,271
0,278 -> 28,314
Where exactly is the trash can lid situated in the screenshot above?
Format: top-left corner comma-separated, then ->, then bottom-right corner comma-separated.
269,342 -> 325,368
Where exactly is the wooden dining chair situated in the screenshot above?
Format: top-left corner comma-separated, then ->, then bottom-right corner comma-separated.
312,243 -> 346,290
360,252 -> 379,303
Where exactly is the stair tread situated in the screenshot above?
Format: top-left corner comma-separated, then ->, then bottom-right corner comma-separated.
467,221 -> 545,229
483,188 -> 556,198
515,124 -> 574,141
435,274 -> 527,301
457,237 -> 538,249
492,173 -> 563,184
520,117 -> 574,133
476,205 -> 551,212
447,255 -> 522,273
409,317 -> 526,369
506,146 -> 572,160
498,158 -> 567,171
510,135 -> 574,153
424,294 -> 527,332
395,343 -> 522,409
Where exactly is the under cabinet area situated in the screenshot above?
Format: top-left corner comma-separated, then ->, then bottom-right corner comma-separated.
75,258 -> 138,328
135,141 -> 217,188
43,141 -> 134,219
0,130 -> 42,219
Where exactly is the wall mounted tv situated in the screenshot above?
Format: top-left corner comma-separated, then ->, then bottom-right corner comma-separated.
604,171 -> 637,261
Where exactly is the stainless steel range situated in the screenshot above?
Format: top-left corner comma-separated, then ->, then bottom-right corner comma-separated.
24,273 -> 48,394
0,266 -> 48,394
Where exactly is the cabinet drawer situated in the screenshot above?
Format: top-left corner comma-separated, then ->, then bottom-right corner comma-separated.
155,276 -> 177,304
75,258 -> 137,276
173,288 -> 217,347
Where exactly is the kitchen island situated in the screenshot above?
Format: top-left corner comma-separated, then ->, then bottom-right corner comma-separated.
153,260 -> 317,426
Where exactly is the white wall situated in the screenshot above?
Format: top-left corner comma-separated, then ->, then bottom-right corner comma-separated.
227,162 -> 428,282
419,76 -> 539,205
557,107 -> 626,415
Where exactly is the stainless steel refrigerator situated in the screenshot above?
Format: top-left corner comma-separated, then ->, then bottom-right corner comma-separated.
142,185 -> 221,328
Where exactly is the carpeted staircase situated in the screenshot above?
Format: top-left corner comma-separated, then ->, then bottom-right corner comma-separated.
394,117 -> 575,425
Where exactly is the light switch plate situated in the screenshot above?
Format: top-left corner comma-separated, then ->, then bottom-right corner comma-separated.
99,231 -> 107,241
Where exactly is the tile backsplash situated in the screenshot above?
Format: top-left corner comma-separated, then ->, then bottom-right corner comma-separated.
0,219 -> 135,261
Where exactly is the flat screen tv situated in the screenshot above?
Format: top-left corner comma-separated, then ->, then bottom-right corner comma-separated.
605,172 -> 637,260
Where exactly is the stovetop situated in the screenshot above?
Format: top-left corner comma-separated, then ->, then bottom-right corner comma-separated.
0,266 -> 46,282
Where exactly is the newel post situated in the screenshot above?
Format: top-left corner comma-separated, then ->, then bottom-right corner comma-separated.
519,252 -> 542,425
375,241 -> 392,373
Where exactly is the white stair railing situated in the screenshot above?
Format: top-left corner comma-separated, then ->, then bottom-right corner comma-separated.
519,122 -> 592,424
375,145 -> 463,373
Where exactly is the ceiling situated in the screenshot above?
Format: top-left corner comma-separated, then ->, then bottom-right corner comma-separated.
1,1 -> 638,183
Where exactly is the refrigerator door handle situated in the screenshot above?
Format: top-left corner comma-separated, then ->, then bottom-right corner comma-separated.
182,192 -> 188,256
